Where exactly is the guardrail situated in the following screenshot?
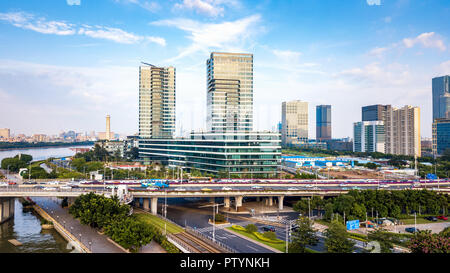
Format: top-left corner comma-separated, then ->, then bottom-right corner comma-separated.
186,226 -> 237,253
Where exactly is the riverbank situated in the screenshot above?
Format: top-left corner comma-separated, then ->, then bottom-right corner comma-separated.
0,142 -> 94,151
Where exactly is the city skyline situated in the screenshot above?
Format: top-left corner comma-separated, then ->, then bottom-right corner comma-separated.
0,1 -> 450,138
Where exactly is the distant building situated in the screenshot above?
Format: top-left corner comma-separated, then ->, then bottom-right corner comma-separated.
95,140 -> 125,158
316,105 -> 331,141
0,128 -> 10,140
353,121 -> 385,153
432,118 -> 450,156
325,138 -> 353,152
106,115 -> 111,140
432,75 -> 450,120
139,63 -> 176,139
282,100 -> 308,145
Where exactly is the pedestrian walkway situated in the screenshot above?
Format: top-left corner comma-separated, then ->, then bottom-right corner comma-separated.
32,197 -> 125,253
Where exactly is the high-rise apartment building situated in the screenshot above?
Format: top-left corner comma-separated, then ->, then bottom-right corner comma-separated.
282,100 -> 308,145
353,121 -> 385,153
432,75 -> 450,120
139,63 -> 176,139
384,105 -> 421,157
432,118 -> 450,156
206,52 -> 253,133
316,105 -> 331,141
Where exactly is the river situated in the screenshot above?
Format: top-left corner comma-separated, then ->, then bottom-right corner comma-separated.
0,145 -> 92,253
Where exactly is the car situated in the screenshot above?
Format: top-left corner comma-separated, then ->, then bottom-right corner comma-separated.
33,185 -> 44,189
43,187 -> 57,191
146,187 -> 159,191
174,187 -> 186,191
0,182 -> 8,187
8,182 -> 17,185
287,187 -> 298,191
405,227 -> 420,233
352,186 -> 361,190
379,184 -> 390,188
201,188 -> 212,192
23,181 -> 37,185
251,185 -> 263,190
304,184 -> 313,188
425,216 -> 438,221
262,226 -> 276,232
60,186 -> 72,190
339,183 -> 348,187
47,181 -> 59,185
437,216 -> 448,220
221,187 -> 233,191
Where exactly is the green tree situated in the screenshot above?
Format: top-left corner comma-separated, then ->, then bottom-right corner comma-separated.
289,217 -> 319,253
1,157 -> 28,173
15,154 -> 33,164
367,229 -> 393,253
245,224 -> 258,233
324,220 -> 355,253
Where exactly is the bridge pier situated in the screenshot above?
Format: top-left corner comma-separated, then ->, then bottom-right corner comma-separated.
0,198 -> 15,225
235,196 -> 243,212
143,198 -> 150,211
256,197 -> 260,202
134,198 -> 141,208
151,197 -> 158,215
268,197 -> 273,206
224,197 -> 230,209
209,197 -> 215,203
278,196 -> 284,210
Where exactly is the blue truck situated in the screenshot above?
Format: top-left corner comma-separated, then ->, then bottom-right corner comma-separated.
141,179 -> 170,189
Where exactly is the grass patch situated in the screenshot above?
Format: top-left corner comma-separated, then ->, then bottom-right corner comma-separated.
226,227 -> 286,252
399,218 -> 450,225
134,213 -> 184,234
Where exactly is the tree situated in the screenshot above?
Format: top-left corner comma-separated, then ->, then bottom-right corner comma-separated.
324,220 -> 355,253
408,230 -> 449,253
14,154 -> 33,164
104,217 -> 155,252
367,229 -> 393,253
289,217 -> 319,253
1,157 -> 27,173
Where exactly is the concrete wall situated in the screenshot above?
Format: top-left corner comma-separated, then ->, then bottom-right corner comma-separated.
0,198 -> 15,224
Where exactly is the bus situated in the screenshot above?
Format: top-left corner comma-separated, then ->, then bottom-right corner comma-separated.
140,179 -> 170,188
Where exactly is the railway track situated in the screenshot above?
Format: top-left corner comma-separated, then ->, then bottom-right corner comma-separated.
172,232 -> 222,253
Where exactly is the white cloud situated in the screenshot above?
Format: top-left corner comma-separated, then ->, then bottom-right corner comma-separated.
437,60 -> 450,75
114,0 -> 161,12
272,49 -> 302,62
368,47 -> 388,57
67,0 -> 81,6
174,0 -> 241,17
0,11 -> 165,45
367,0 -> 381,6
151,14 -> 261,61
0,11 -> 76,35
403,32 -> 446,51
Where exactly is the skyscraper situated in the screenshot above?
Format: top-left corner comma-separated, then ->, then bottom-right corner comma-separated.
432,75 -> 450,120
282,100 -> 308,145
433,118 -> 450,156
206,52 -> 253,133
139,63 -> 176,139
353,121 -> 385,153
362,104 -> 389,121
316,105 -> 331,141
384,105 -> 421,157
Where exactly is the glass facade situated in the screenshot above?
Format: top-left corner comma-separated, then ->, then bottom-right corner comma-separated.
316,105 -> 331,141
353,121 -> 385,153
206,52 -> 253,133
432,76 -> 450,121
139,132 -> 281,176
432,118 -> 450,156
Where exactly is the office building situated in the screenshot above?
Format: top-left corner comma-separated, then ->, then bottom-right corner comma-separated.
385,105 -> 421,157
139,132 -> 281,176
281,100 -> 308,145
316,105 -> 331,141
139,63 -> 176,139
206,52 -> 253,133
0,128 -> 10,140
432,118 -> 450,156
432,76 -> 450,120
362,104 -> 389,121
353,121 -> 385,153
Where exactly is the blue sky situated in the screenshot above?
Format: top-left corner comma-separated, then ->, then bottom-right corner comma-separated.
0,0 -> 449,139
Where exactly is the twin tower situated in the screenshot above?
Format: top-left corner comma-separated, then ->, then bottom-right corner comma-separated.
138,52 -> 254,139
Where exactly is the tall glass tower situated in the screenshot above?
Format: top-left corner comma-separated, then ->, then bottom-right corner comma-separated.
206,52 -> 253,133
316,105 -> 331,141
139,63 -> 176,139
432,75 -> 450,120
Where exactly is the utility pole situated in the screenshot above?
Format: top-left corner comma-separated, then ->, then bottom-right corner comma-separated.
308,197 -> 311,219
212,203 -> 216,242
414,212 -> 417,234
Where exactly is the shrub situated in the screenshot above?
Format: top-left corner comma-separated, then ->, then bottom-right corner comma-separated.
231,225 -> 246,231
263,231 -> 278,241
253,232 -> 284,244
245,224 -> 258,233
214,213 -> 225,223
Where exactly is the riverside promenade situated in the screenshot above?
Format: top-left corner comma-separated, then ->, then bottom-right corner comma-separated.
31,197 -> 125,253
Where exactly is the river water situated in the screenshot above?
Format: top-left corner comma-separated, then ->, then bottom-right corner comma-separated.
0,145 -> 92,253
